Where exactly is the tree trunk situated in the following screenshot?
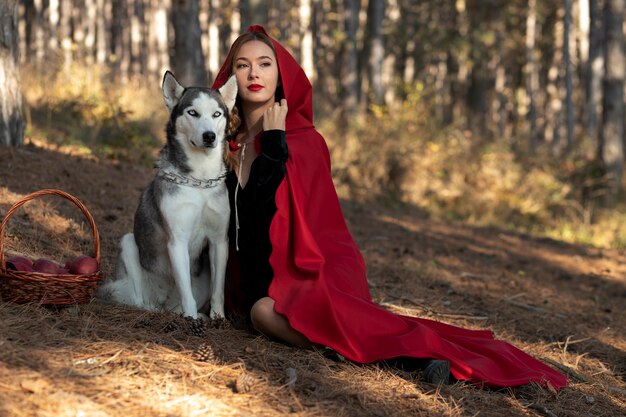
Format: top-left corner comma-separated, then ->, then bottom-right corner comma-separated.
299,0 -> 315,82
228,0 -> 240,50
454,0 -> 470,127
564,0 -> 575,152
33,0 -> 48,66
526,0 -> 539,151
208,0 -> 222,81
466,0 -> 488,137
545,4 -> 565,151
59,0 -> 72,69
130,0 -> 145,77
84,0 -> 98,65
22,0 -> 36,62
96,0 -> 107,65
492,29 -> 507,139
579,0 -> 590,133
109,0 -> 127,81
586,0 -> 604,136
340,0 -> 360,119
240,0 -> 265,30
48,0 -> 59,53
0,0 -> 24,146
145,0 -> 167,80
600,0 -> 625,196
171,0 -> 208,86
364,0 -> 384,107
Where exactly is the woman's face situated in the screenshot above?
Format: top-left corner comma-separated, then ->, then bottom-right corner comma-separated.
233,40 -> 279,108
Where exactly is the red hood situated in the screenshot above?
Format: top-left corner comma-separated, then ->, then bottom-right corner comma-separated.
212,25 -> 314,133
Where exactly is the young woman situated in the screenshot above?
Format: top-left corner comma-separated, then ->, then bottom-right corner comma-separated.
212,25 -> 568,390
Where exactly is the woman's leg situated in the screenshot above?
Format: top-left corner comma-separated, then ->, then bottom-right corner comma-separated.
250,297 -> 313,348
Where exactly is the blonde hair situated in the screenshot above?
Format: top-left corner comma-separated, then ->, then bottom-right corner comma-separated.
224,106 -> 241,170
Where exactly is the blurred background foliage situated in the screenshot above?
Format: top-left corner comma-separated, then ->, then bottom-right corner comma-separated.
12,0 -> 626,249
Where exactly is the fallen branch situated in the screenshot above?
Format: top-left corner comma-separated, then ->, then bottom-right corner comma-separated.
436,313 -> 489,321
505,300 -> 566,319
387,294 -> 427,308
541,357 -> 626,398
380,300 -> 488,321
541,357 -> 592,383
547,336 -> 591,348
460,272 -> 492,280
527,403 -> 558,417
506,300 -> 548,314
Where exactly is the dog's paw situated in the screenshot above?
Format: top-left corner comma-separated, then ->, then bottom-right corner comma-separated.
210,316 -> 230,330
197,312 -> 210,322
209,307 -> 225,321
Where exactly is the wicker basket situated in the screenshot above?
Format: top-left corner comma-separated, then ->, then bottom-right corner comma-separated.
0,189 -> 103,305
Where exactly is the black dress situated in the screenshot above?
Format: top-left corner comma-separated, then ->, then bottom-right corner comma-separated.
225,129 -> 288,318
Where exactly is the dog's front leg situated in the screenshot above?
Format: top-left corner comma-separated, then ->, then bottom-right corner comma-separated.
168,239 -> 198,318
209,238 -> 228,319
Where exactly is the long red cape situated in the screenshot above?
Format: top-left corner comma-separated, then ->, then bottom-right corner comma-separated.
213,25 -> 568,389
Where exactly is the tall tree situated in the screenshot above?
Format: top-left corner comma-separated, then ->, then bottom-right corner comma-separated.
545,4 -> 565,150
466,0 -> 488,136
586,0 -> 604,136
208,0 -> 223,81
59,0 -> 72,69
564,0 -> 574,152
600,0 -> 625,196
364,0 -> 385,107
22,0 -> 36,62
170,0 -> 207,86
299,0 -> 315,82
340,0 -> 361,119
0,0 -> 24,146
525,0 -> 539,150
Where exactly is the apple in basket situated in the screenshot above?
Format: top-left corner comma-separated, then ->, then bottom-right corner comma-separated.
65,255 -> 99,275
32,258 -> 62,274
5,256 -> 34,272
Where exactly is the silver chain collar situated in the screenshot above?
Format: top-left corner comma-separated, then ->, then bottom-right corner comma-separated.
157,169 -> 227,189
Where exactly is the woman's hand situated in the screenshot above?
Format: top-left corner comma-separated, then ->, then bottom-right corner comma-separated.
263,99 -> 288,131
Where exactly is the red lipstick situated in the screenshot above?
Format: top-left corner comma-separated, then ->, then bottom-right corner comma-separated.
248,84 -> 263,91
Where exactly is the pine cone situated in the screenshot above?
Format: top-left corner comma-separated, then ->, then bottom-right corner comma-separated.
163,319 -> 183,333
193,343 -> 217,362
233,371 -> 264,394
186,317 -> 207,337
134,317 -> 152,328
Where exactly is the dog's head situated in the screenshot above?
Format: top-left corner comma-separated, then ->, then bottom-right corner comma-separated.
162,71 -> 237,150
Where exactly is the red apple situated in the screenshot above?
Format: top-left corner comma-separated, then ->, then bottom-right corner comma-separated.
32,258 -> 61,274
67,255 -> 99,275
5,256 -> 34,271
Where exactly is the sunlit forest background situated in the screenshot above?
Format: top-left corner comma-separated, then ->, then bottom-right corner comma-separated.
6,0 -> 626,249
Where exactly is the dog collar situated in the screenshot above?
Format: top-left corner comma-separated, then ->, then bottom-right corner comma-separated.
157,169 -> 227,189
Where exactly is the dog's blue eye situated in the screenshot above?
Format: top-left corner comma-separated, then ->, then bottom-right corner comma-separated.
187,110 -> 199,117
212,111 -> 222,118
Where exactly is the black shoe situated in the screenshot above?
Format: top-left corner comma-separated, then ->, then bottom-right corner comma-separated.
422,359 -> 451,385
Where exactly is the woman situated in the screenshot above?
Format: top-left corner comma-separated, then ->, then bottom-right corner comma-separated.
212,25 -> 568,390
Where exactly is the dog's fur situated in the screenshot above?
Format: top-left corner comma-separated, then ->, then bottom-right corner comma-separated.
98,71 -> 237,319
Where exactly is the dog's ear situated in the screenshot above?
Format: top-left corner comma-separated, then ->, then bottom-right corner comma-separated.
218,75 -> 238,113
162,71 -> 185,112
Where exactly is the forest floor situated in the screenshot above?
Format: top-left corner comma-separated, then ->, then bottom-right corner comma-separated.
0,139 -> 625,417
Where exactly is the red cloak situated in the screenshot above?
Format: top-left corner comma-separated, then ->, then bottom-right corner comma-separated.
213,25 -> 568,390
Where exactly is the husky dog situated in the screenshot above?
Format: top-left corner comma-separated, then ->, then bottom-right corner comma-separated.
98,71 -> 237,319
